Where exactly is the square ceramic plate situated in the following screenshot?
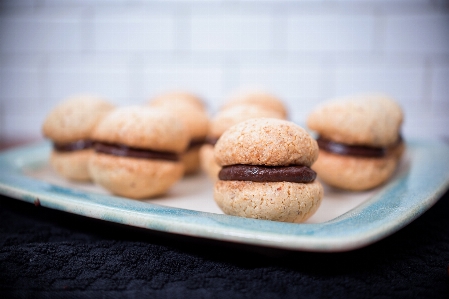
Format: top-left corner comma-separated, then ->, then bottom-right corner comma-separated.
0,140 -> 448,252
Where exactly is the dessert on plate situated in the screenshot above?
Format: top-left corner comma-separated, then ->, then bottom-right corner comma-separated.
307,93 -> 405,191
214,118 -> 323,223
42,95 -> 115,181
88,106 -> 189,199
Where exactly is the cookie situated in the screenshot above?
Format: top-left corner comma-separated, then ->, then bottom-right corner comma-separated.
221,90 -> 288,118
200,104 -> 285,181
150,91 -> 206,111
88,106 -> 189,199
213,118 -> 323,223
42,95 -> 115,181
307,94 -> 405,191
148,101 -> 210,175
199,144 -> 221,180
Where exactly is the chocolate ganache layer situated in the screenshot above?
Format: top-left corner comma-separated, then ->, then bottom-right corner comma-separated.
219,165 -> 316,183
317,137 -> 387,158
94,142 -> 179,161
188,138 -> 206,150
53,139 -> 94,152
205,137 -> 219,146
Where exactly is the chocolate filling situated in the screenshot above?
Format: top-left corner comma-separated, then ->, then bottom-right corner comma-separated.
219,165 -> 316,183
94,142 -> 179,161
53,139 -> 94,152
205,137 -> 219,146
188,138 -> 206,150
317,137 -> 386,157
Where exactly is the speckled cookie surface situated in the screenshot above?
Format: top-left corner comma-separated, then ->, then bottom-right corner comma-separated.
92,106 -> 189,153
209,104 -> 285,138
307,94 -> 403,147
214,180 -> 323,223
152,103 -> 210,141
312,143 -> 404,191
42,95 -> 115,143
215,118 -> 319,167
88,153 -> 184,199
222,90 -> 288,118
50,149 -> 93,181
150,91 -> 205,111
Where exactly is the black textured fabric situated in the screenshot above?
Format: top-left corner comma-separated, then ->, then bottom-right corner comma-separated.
1,191 -> 449,299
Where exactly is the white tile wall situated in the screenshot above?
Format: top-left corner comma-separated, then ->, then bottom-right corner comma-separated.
287,14 -> 376,52
334,64 -> 425,103
93,11 -> 176,52
190,14 -> 273,52
142,66 -> 225,109
0,0 -> 448,141
430,65 -> 449,117
384,13 -> 449,54
0,9 -> 85,54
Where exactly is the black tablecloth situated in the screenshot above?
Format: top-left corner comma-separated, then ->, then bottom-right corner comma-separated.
1,189 -> 448,299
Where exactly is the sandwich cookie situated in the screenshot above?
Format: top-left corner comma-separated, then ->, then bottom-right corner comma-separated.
214,118 -> 323,223
221,90 -> 288,118
42,95 -> 115,181
88,106 -> 189,199
307,94 -> 405,191
200,104 -> 285,181
148,98 -> 210,175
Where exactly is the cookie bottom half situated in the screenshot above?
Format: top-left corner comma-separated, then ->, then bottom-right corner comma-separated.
182,146 -> 201,175
312,145 -> 404,191
214,180 -> 323,223
50,149 -> 93,181
88,153 -> 184,199
199,144 -> 221,181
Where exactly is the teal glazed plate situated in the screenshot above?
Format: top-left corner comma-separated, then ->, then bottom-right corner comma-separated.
0,140 -> 448,252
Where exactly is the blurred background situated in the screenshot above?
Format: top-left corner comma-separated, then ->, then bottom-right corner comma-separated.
0,0 -> 448,145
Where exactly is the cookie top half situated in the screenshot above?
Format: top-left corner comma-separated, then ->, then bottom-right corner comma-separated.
92,106 -> 189,153
149,102 -> 210,141
222,90 -> 288,118
42,95 -> 115,143
307,94 -> 404,147
209,104 -> 285,138
150,91 -> 206,111
215,118 -> 318,167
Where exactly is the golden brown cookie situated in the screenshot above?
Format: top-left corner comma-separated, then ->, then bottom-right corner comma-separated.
150,91 -> 206,111
307,94 -> 405,191
148,100 -> 210,175
89,106 -> 189,199
199,144 -> 221,181
213,118 -> 323,223
221,90 -> 288,118
42,95 -> 115,181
